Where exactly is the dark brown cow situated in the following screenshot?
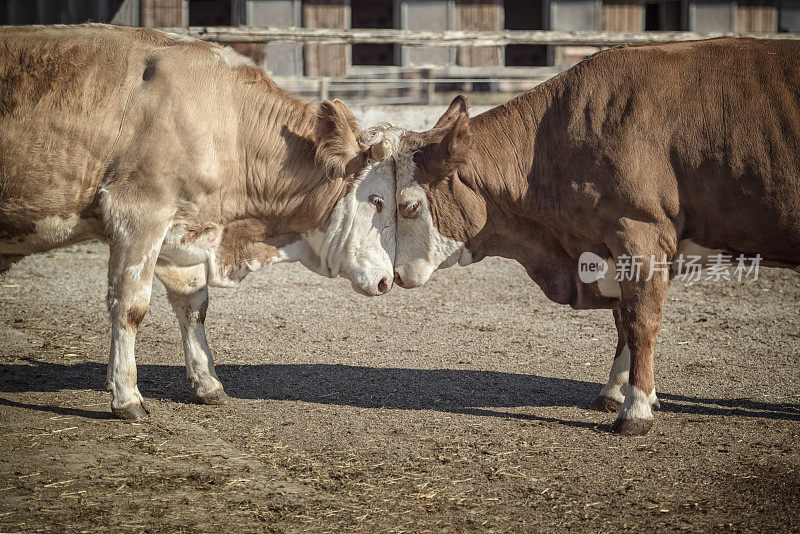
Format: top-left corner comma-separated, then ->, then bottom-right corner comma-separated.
392,38 -> 800,435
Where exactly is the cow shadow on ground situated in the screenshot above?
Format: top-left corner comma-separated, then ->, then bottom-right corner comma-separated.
0,359 -> 798,425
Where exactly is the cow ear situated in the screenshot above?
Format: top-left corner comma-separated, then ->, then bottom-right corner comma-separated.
434,111 -> 471,172
315,99 -> 367,179
433,95 -> 469,130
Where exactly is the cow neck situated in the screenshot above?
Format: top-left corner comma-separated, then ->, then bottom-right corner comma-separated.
228,84 -> 348,236
462,85 -> 555,263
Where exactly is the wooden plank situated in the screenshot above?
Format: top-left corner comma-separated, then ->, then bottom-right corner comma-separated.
246,0 -> 302,76
738,1 -> 777,32
457,0 -> 502,67
142,0 -> 184,27
157,26 -> 800,46
303,0 -> 347,77
602,0 -> 643,32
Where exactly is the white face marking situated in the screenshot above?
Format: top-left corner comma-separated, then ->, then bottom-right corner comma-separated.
115,127 -> 400,296
303,145 -> 398,296
393,156 -> 470,288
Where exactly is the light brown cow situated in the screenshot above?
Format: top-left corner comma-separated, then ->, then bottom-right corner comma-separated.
393,38 -> 800,435
0,24 -> 402,419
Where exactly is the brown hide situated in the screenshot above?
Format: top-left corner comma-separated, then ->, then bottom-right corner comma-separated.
405,38 -> 800,309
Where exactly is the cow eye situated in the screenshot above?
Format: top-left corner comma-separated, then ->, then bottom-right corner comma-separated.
369,194 -> 384,214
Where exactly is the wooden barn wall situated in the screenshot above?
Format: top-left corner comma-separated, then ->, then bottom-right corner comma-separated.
303,0 -> 348,77
738,0 -> 777,30
602,0 -> 643,30
457,0 -> 503,67
141,0 -> 185,27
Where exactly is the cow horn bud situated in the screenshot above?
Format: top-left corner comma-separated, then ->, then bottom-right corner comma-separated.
399,200 -> 420,219
369,140 -> 390,161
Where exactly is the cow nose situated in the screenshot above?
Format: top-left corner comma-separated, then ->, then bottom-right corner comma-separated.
376,276 -> 392,294
393,272 -> 406,289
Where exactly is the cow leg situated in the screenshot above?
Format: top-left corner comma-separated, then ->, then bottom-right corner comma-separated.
168,290 -> 229,405
170,288 -> 229,405
106,233 -> 165,420
607,243 -> 670,435
590,309 -> 663,413
590,309 -> 629,412
155,263 -> 229,405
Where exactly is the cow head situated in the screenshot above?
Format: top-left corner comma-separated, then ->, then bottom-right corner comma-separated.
304,100 -> 401,296
394,96 -> 483,288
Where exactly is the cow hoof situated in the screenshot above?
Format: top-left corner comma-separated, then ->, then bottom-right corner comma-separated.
112,401 -> 150,420
589,395 -> 622,412
198,388 -> 231,405
652,397 -> 661,410
611,418 -> 653,436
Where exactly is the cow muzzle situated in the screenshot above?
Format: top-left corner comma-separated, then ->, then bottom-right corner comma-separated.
369,275 -> 393,296
352,274 -> 393,296
392,264 -> 431,289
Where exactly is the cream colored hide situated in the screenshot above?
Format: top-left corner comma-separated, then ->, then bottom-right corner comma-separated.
0,25 -> 403,421
0,132 -> 399,418
138,133 -> 399,413
1,131 -> 400,297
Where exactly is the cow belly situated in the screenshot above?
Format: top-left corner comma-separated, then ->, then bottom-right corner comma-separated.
0,215 -> 104,255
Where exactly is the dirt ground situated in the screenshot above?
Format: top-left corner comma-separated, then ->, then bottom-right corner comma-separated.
1,242 -> 799,532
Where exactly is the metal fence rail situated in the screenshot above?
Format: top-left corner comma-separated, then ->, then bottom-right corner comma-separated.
159,26 -> 800,46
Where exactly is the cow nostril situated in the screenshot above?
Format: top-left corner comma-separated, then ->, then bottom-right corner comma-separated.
393,272 -> 405,288
377,277 -> 391,294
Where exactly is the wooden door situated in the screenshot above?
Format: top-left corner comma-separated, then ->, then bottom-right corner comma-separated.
141,0 -> 185,27
457,0 -> 503,67
303,0 -> 348,77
